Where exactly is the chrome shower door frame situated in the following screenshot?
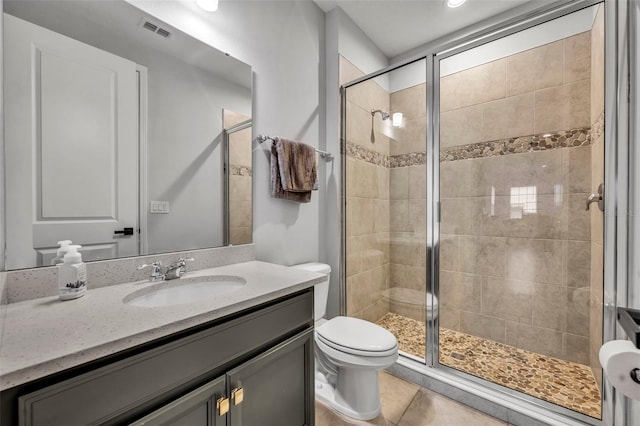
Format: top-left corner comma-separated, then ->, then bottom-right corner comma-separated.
427,0 -> 623,424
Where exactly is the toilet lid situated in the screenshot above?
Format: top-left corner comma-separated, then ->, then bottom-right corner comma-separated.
316,316 -> 397,353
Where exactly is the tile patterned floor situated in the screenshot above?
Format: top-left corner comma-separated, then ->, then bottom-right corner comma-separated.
316,371 -> 508,426
376,312 -> 602,419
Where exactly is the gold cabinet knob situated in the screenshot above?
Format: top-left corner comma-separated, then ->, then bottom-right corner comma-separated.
231,387 -> 244,405
216,397 -> 230,416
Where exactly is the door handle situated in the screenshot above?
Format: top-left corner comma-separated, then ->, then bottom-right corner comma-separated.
114,227 -> 134,236
586,183 -> 604,212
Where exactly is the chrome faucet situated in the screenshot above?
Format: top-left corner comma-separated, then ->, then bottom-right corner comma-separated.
137,258 -> 194,281
137,261 -> 165,282
164,257 -> 195,280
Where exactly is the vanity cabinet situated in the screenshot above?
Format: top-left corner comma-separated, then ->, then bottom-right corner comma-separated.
133,329 -> 313,426
2,290 -> 314,426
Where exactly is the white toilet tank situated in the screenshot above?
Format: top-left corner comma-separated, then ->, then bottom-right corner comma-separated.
291,262 -> 331,322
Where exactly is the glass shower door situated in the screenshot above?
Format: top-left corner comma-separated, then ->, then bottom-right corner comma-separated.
436,3 -> 605,420
342,58 -> 428,361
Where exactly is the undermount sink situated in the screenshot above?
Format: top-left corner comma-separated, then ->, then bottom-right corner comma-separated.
124,275 -> 247,308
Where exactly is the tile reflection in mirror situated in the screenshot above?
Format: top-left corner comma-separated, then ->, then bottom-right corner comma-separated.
224,110 -> 253,246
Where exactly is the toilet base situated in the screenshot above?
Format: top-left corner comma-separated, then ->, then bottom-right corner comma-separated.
315,369 -> 381,421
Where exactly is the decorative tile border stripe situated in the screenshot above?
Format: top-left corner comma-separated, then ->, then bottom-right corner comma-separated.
347,126 -> 595,167
389,152 -> 426,168
346,142 -> 426,168
346,142 -> 390,168
441,127 -> 592,162
591,111 -> 605,142
230,164 -> 252,176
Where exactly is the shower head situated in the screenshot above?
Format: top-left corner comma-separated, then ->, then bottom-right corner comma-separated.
371,109 -> 390,120
370,109 -> 390,143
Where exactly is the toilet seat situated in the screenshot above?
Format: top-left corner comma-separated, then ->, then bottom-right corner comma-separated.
316,316 -> 398,357
316,334 -> 399,358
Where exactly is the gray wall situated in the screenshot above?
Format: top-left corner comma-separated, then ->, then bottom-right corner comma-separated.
128,0 -> 326,267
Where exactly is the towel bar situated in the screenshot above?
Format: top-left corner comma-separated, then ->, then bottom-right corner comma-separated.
257,134 -> 332,159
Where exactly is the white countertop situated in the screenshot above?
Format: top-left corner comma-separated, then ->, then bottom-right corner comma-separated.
0,261 -> 324,389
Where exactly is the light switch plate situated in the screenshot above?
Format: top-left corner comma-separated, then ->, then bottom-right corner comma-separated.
150,200 -> 170,214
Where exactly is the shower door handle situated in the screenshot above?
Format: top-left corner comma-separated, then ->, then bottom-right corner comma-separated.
586,183 -> 604,211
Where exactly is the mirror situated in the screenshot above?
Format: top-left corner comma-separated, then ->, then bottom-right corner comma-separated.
3,0 -> 253,270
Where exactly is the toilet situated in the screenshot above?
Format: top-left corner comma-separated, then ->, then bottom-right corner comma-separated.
292,262 -> 399,420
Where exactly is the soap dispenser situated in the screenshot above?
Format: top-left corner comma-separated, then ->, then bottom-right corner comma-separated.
58,245 -> 87,300
51,240 -> 73,265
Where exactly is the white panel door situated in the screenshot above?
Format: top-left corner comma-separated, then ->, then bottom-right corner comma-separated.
5,14 -> 139,268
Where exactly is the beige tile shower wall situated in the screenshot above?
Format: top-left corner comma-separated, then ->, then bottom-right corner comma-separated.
342,56 -> 391,322
589,4 -> 605,391
343,58 -> 392,155
387,84 -> 428,322
439,33 -> 593,365
390,84 -> 427,156
229,172 -> 252,245
441,32 -> 592,148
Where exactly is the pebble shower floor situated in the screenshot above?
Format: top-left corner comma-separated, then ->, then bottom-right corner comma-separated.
376,312 -> 601,419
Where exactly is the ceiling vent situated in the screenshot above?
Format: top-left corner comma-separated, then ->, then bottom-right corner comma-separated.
139,19 -> 171,39
156,28 -> 171,38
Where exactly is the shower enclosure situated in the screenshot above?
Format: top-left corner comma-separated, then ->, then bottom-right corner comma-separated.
342,2 -> 606,423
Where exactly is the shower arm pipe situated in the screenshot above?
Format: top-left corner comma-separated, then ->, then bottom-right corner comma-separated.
256,134 -> 332,159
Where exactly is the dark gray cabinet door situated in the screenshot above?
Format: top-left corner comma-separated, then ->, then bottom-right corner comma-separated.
227,329 -> 314,426
130,375 -> 226,426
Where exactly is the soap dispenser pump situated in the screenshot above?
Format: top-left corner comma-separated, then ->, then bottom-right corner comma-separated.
58,244 -> 87,300
51,240 -> 73,265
